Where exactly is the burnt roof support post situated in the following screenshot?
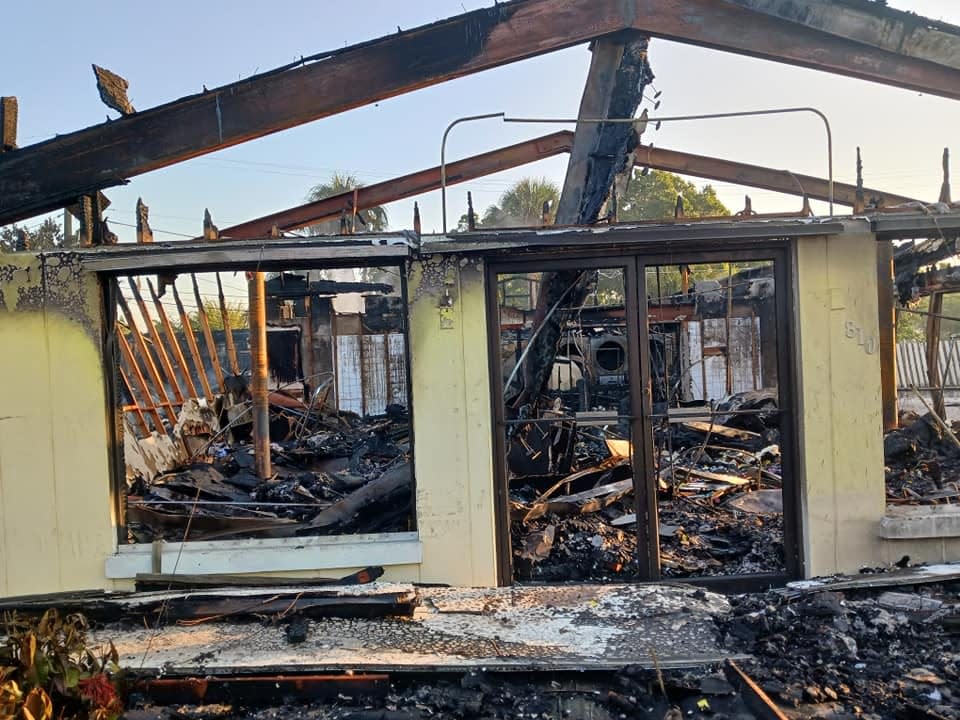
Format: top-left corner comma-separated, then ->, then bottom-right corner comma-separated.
515,34 -> 653,408
940,148 -> 952,205
877,240 -> 898,431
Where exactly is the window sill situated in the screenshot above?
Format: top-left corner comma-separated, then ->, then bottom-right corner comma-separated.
105,532 -> 421,579
879,506 -> 960,540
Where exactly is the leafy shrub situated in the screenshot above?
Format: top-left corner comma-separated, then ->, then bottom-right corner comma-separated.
0,610 -> 122,720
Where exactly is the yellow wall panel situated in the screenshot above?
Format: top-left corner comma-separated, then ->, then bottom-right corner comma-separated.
795,230 -> 886,576
408,256 -> 498,586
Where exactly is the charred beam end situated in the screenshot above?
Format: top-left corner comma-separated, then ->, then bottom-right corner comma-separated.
92,64 -> 135,116
136,197 -> 153,243
575,36 -> 654,225
1,97 -> 17,151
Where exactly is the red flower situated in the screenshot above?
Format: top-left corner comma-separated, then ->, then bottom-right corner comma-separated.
78,674 -> 118,709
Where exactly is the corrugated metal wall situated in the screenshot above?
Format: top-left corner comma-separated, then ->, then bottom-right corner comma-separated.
335,332 -> 407,416
896,340 -> 960,389
682,317 -> 762,401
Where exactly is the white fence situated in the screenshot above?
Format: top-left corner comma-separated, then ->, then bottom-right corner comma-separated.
896,340 -> 960,390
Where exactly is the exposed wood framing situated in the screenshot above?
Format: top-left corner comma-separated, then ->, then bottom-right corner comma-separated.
220,132 -> 574,238
633,143 -> 919,208
217,273 -> 241,374
877,240 -> 898,431
147,278 -> 200,399
128,278 -> 185,405
2,0 -> 958,224
223,135 -> 916,242
116,293 -> 178,427
191,273 -> 225,391
117,330 -> 166,433
927,291 -> 946,418
172,282 -> 215,402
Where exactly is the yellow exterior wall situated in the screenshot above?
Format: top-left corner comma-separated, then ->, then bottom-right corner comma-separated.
794,230 -> 886,575
0,254 -> 115,596
407,255 -> 498,585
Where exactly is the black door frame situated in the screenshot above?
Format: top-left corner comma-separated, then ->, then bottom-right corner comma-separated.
485,238 -> 803,587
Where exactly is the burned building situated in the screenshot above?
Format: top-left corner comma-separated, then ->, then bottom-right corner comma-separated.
0,0 -> 958,600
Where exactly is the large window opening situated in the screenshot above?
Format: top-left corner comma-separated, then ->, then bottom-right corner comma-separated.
491,249 -> 798,585
644,260 -> 788,579
496,264 -> 639,583
112,264 -> 415,545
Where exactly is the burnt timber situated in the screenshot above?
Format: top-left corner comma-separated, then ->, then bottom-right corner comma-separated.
221,135 -> 917,243
2,0 -> 960,225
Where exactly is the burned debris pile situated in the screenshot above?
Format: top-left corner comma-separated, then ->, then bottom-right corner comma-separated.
885,411 -> 960,504
718,570 -> 960,719
126,665 -> 790,720
126,395 -> 413,542
510,390 -> 785,582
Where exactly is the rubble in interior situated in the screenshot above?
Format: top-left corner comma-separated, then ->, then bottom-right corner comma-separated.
502,264 -> 786,582
120,269 -> 415,542
885,410 -> 960,505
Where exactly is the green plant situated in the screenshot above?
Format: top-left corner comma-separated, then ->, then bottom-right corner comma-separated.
0,610 -> 122,720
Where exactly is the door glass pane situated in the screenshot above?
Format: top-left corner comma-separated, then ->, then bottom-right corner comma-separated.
645,260 -> 786,578
497,267 -> 638,583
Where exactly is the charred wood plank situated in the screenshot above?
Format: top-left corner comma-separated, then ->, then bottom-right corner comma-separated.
136,674 -> 390,706
134,566 -> 384,591
305,463 -> 411,532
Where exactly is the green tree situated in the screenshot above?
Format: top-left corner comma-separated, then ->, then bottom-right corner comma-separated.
188,300 -> 248,332
480,177 -> 560,229
306,172 -> 388,235
0,218 -> 65,252
619,170 -> 728,221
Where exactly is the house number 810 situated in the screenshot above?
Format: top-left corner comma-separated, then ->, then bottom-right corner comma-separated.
844,320 -> 878,355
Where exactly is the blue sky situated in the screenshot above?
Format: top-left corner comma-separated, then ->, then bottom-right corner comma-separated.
4,0 -> 960,244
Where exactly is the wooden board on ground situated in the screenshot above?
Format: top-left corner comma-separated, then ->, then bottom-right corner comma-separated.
682,422 -> 760,441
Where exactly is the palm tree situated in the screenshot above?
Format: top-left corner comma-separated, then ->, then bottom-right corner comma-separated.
306,172 -> 389,235
481,177 -> 560,228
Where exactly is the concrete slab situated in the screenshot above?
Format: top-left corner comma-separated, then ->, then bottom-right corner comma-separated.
96,583 -> 741,676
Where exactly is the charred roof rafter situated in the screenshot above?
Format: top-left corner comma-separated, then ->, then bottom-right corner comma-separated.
2,0 -> 960,226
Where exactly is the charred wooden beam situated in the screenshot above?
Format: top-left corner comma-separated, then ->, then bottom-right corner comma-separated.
634,143 -> 919,208
216,273 -> 241,374
517,34 -> 652,407
3,0 -> 960,225
220,131 -> 574,238
190,273 -> 225,391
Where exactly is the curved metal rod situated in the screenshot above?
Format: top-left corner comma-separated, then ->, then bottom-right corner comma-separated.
438,106 -> 834,231
440,113 -> 506,233
504,107 -> 834,215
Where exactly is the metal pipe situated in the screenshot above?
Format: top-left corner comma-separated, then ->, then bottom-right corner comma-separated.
440,113 -> 506,233
247,271 -> 272,480
439,106 -> 834,230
